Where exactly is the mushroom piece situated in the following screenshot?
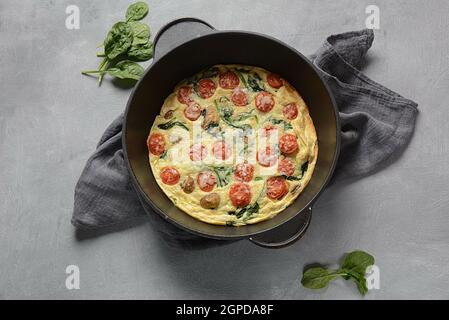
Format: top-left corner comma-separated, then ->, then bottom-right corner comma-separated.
200,193 -> 221,209
180,176 -> 195,194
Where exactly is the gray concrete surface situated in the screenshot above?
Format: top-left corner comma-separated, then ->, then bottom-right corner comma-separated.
1,0 -> 448,300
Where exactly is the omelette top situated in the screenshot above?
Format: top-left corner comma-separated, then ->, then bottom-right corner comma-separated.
147,64 -> 318,226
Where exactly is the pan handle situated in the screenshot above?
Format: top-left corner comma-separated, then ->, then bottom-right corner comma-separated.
249,207 -> 312,248
152,18 -> 215,61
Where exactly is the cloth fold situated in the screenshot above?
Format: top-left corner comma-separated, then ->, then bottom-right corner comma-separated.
72,29 -> 418,231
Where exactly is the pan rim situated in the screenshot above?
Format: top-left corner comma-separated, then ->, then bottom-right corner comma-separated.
122,30 -> 341,239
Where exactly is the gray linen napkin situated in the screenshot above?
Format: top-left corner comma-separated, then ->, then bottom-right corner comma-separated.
72,29 -> 418,234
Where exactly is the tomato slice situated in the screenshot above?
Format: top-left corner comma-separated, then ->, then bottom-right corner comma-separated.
231,88 -> 248,106
147,133 -> 165,156
267,73 -> 283,89
234,162 -> 255,182
197,171 -> 217,192
229,183 -> 252,207
212,141 -> 232,160
184,102 -> 202,121
177,86 -> 193,104
278,158 -> 295,176
283,103 -> 298,120
219,71 -> 239,89
266,176 -> 288,200
279,134 -> 299,155
255,91 -> 275,112
189,144 -> 207,161
196,79 -> 217,99
257,146 -> 278,167
160,167 -> 180,185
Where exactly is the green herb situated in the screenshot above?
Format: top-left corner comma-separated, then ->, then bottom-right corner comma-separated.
282,175 -> 301,181
254,177 -> 263,181
270,118 -> 293,130
82,60 -> 144,81
301,250 -> 375,296
82,2 -> 152,86
236,202 -> 260,220
211,166 -> 232,188
278,161 -> 309,181
157,119 -> 189,131
300,161 -> 309,177
128,41 -> 153,61
126,1 -> 149,22
104,22 -> 133,60
246,73 -> 264,92
234,109 -> 258,123
214,98 -> 253,132
159,150 -> 168,159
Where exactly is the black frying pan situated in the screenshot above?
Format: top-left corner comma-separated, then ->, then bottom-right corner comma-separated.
123,18 -> 340,248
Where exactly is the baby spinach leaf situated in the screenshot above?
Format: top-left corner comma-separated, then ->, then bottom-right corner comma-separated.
128,41 -> 153,61
159,150 -> 168,159
157,119 -> 189,131
104,22 -> 133,60
129,21 -> 151,45
282,175 -> 301,181
107,60 -> 144,80
212,166 -> 232,188
301,267 -> 339,289
270,118 -> 293,130
341,250 -> 375,277
126,2 -> 149,22
300,161 -> 309,177
246,73 -> 264,92
236,202 -> 259,219
301,250 -> 375,296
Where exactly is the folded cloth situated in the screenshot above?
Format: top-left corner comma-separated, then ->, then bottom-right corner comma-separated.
72,29 -> 418,234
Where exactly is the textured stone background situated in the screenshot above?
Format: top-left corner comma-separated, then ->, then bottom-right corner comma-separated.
1,0 -> 448,299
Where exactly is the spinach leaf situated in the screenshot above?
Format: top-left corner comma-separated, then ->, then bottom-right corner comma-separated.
301,250 -> 375,296
236,202 -> 259,219
300,161 -> 309,177
107,60 -> 144,80
215,98 -> 253,132
270,118 -> 293,130
157,119 -> 189,131
126,2 -> 149,22
341,250 -> 375,278
246,73 -> 264,92
212,166 -> 232,188
301,267 -> 339,289
82,60 -> 144,81
104,22 -> 133,60
129,21 -> 151,44
282,175 -> 301,181
128,41 -> 153,61
159,150 -> 168,159
82,1 -> 153,87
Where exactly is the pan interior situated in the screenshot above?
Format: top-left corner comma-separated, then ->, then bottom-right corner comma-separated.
124,31 -> 339,239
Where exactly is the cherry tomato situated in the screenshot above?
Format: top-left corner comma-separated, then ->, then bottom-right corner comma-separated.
229,183 -> 252,207
267,73 -> 283,89
266,176 -> 288,200
255,91 -> 275,112
279,134 -> 299,155
219,71 -> 239,89
197,171 -> 217,192
234,162 -> 255,182
160,167 -> 180,185
147,133 -> 165,156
